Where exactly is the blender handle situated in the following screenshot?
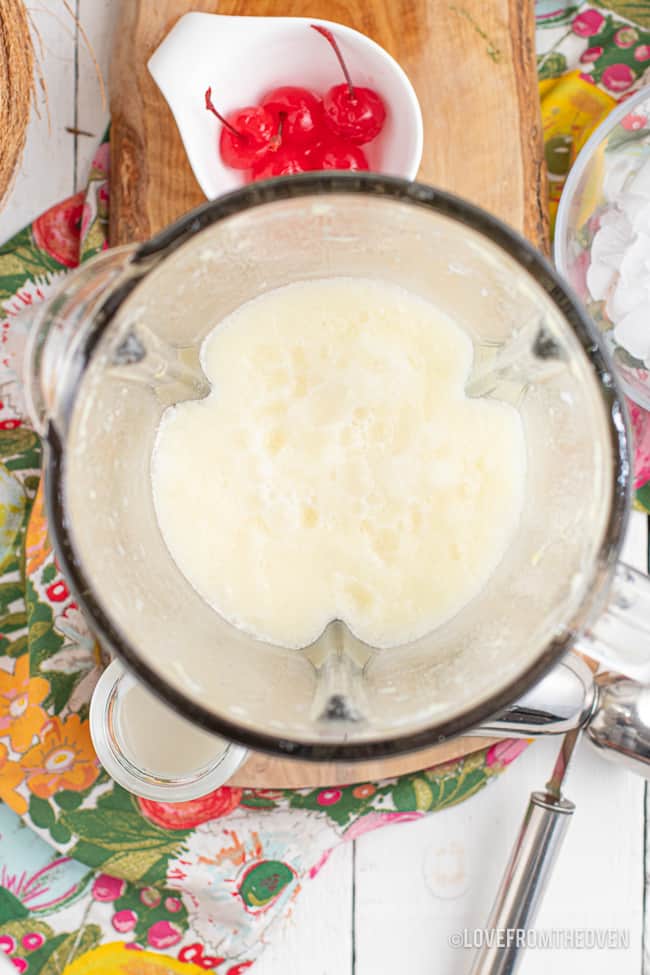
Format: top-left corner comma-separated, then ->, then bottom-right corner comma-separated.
469,791 -> 574,975
574,562 -> 650,682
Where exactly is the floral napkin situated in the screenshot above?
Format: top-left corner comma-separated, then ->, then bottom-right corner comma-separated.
537,1 -> 650,501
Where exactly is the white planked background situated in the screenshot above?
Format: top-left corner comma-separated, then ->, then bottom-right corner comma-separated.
1,4 -> 648,973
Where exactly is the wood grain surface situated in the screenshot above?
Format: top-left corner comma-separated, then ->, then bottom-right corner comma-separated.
109,0 -> 546,785
110,0 -> 548,248
228,736 -> 497,787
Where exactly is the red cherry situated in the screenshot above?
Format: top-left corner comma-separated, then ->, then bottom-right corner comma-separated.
311,25 -> 386,144
261,87 -> 323,146
311,138 -> 369,171
322,85 -> 385,145
205,88 -> 277,169
249,145 -> 313,181
219,109 -> 276,169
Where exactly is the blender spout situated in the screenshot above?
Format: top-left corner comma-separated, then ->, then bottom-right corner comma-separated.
308,621 -> 371,725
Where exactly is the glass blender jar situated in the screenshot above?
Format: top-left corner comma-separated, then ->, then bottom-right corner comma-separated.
24,174 -> 650,790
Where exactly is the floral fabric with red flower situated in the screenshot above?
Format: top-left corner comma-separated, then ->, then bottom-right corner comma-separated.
537,2 -> 650,509
538,4 -> 650,231
0,138 -> 525,973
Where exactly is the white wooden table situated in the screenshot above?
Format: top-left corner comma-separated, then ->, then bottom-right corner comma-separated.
2,5 -> 648,973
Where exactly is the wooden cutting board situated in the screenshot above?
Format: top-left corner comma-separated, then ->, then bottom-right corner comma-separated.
109,0 -> 547,787
110,0 -> 547,248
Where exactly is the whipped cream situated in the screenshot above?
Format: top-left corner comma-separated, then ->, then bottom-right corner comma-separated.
587,151 -> 650,364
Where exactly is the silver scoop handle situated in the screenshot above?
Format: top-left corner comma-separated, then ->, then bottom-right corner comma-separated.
468,790 -> 575,975
470,667 -> 650,975
585,673 -> 650,777
470,726 -> 581,975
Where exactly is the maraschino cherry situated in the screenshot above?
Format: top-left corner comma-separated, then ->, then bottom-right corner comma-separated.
261,87 -> 323,146
311,25 -> 386,145
312,138 -> 368,171
205,88 -> 278,169
250,144 -> 313,180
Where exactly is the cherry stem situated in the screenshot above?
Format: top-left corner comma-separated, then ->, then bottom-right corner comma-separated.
270,111 -> 286,150
311,24 -> 355,98
204,87 -> 246,141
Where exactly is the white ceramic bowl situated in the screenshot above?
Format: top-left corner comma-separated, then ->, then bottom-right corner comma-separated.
148,13 -> 424,198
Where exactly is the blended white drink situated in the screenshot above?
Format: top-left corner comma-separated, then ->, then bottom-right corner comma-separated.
152,277 -> 526,649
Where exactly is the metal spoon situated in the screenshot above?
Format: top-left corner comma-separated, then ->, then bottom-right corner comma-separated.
469,660 -> 650,975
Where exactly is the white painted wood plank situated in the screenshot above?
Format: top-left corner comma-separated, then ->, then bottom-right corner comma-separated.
0,4 -> 76,244
355,739 -> 643,975
75,0 -> 114,190
525,745 -> 643,975
635,511 -> 650,975
355,513 -> 647,975
254,841 -> 353,975
641,782 -> 650,975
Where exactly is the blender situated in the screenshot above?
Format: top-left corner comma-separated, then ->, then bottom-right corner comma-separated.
23,174 -> 650,793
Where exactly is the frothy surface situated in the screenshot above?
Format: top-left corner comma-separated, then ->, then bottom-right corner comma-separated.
151,278 -> 526,648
